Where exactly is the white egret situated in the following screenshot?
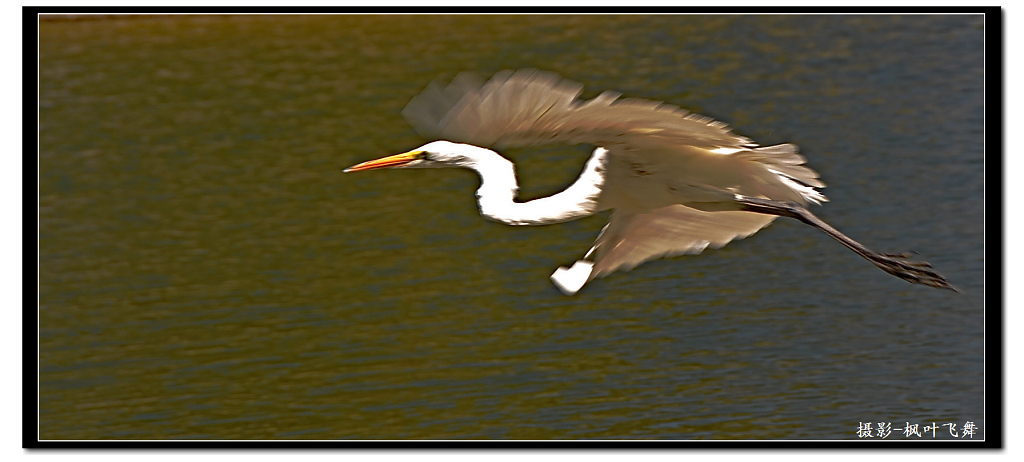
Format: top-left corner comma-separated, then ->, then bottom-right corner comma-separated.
345,69 -> 957,295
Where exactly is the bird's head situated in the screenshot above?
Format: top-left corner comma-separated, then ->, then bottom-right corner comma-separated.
344,140 -> 488,172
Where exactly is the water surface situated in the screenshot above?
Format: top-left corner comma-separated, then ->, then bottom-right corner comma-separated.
38,14 -> 986,440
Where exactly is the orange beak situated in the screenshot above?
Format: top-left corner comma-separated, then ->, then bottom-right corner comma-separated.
343,150 -> 423,173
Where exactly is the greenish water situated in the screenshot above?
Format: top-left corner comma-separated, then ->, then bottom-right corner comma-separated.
39,14 -> 986,440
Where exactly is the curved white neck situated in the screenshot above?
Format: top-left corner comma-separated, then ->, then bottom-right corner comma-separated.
466,147 -> 608,226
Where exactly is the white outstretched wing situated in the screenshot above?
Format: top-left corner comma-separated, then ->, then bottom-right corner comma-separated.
403,69 -> 825,201
402,68 -> 753,151
550,205 -> 776,295
590,205 -> 776,279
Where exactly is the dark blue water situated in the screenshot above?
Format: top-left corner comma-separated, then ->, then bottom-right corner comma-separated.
38,14 -> 985,440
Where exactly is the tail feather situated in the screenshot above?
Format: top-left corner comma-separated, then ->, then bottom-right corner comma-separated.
739,143 -> 828,204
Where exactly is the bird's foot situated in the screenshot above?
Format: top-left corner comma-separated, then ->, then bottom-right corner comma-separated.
866,251 -> 960,292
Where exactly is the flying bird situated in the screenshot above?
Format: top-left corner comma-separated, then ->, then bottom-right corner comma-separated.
345,69 -> 956,295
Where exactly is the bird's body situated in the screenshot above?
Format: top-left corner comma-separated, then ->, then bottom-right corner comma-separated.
345,69 -> 956,295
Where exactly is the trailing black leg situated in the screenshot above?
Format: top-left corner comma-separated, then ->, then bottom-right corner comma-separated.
733,195 -> 959,292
